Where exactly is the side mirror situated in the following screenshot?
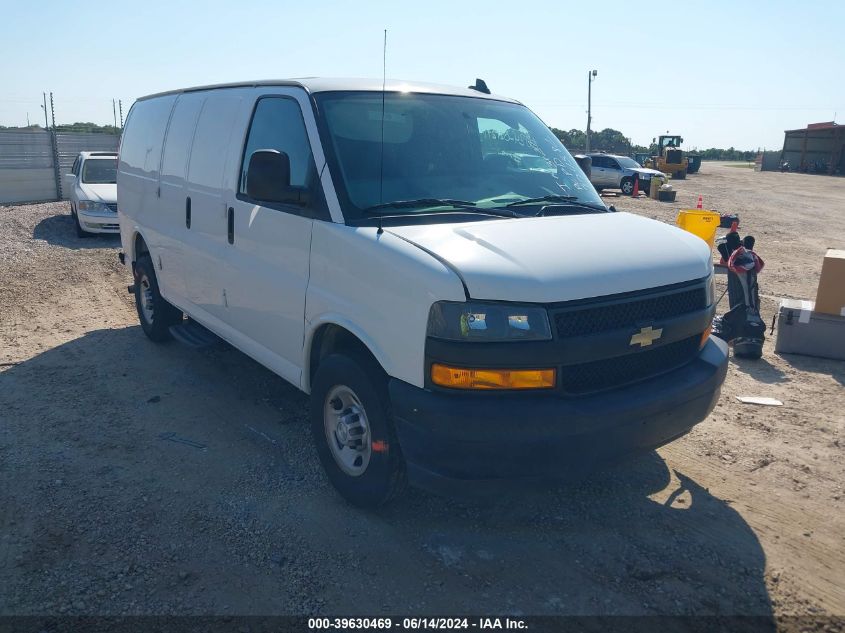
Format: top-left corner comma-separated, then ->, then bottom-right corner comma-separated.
246,149 -> 291,202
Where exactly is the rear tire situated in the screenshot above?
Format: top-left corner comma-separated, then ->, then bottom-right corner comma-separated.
133,254 -> 182,342
310,352 -> 407,508
674,169 -> 687,180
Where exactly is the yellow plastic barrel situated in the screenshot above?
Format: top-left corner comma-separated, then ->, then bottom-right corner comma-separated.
676,210 -> 720,249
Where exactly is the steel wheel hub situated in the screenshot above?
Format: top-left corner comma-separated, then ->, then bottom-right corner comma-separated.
139,274 -> 154,323
324,385 -> 372,477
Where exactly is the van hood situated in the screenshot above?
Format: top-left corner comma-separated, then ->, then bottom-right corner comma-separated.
79,183 -> 117,203
387,212 -> 712,303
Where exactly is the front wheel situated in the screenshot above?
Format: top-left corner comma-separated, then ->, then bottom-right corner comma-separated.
133,255 -> 182,342
310,353 -> 407,508
72,206 -> 90,238
620,177 -> 634,195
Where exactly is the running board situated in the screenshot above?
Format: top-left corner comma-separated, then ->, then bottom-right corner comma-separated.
168,319 -> 222,348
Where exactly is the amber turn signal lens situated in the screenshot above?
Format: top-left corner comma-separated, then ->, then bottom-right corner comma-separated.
700,324 -> 712,348
431,364 -> 556,390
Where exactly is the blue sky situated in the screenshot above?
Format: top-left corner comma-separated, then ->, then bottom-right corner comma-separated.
2,0 -> 843,150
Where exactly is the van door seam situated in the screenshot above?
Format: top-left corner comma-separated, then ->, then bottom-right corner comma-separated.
300,220 -> 315,388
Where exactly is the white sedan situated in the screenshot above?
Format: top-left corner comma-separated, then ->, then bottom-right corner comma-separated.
65,152 -> 119,237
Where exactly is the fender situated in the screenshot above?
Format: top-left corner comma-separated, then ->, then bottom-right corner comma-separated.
301,313 -> 394,394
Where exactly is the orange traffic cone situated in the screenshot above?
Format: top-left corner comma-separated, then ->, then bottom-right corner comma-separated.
696,195 -> 703,209
631,175 -> 639,197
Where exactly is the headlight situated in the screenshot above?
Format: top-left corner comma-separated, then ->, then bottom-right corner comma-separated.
427,301 -> 552,342
77,200 -> 111,212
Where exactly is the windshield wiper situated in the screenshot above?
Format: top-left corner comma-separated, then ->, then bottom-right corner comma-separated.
362,198 -> 478,213
503,195 -> 607,215
504,194 -> 580,208
355,208 -> 520,225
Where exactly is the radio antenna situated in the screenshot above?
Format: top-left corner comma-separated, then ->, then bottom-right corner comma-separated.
378,28 -> 387,217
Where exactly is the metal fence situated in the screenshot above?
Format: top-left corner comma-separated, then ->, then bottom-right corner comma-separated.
0,129 -> 120,204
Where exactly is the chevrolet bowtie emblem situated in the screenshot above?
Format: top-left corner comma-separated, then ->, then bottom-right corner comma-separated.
630,326 -> 663,347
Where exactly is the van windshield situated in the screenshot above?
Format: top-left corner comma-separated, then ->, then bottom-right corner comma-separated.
314,92 -> 603,221
81,158 -> 117,184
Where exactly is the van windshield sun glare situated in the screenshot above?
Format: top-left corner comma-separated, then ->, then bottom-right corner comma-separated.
314,92 -> 604,222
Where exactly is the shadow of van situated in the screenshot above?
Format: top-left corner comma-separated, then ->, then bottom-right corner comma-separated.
0,327 -> 772,619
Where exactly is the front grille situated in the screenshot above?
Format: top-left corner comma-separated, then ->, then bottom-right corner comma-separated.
106,203 -> 118,212
553,285 -> 706,338
558,334 -> 701,394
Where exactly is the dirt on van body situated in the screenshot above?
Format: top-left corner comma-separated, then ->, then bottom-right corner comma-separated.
1,163 -> 843,622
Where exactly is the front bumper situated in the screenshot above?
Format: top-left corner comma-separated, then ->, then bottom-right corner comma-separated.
78,209 -> 120,233
390,337 -> 728,486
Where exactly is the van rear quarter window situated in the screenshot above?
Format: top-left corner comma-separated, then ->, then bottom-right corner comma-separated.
119,96 -> 176,175
187,94 -> 243,190
161,94 -> 205,183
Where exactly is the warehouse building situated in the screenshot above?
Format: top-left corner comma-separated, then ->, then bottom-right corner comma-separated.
780,122 -> 844,175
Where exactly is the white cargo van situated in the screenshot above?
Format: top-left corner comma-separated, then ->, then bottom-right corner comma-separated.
117,79 -> 728,507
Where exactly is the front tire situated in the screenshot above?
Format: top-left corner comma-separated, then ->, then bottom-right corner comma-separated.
72,206 -> 90,238
620,177 -> 634,195
133,255 -> 182,342
310,353 -> 407,508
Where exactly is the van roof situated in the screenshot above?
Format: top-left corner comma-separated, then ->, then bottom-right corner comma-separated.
137,78 -> 521,104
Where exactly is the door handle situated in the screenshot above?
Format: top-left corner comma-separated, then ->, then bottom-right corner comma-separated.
227,207 -> 234,244
185,196 -> 191,229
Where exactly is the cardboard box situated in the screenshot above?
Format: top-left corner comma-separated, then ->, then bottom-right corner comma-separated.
814,249 -> 845,316
775,298 -> 845,361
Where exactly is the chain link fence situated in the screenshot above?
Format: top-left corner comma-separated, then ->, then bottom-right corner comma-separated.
0,129 -> 120,204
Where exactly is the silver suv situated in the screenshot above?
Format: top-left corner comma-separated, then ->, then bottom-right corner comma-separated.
586,153 -> 664,195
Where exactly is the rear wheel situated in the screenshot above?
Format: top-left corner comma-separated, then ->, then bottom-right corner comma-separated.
133,254 -> 182,342
310,352 -> 407,508
674,169 -> 687,180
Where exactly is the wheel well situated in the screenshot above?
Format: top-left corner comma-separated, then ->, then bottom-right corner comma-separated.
308,324 -> 381,387
134,233 -> 149,261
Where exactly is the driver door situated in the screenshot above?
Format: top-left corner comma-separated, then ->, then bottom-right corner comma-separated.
222,90 -> 331,385
604,157 -> 623,188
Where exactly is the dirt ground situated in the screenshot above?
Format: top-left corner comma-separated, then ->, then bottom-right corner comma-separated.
1,162 -> 843,620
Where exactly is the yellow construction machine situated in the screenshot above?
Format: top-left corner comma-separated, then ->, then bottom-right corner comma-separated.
647,134 -> 689,179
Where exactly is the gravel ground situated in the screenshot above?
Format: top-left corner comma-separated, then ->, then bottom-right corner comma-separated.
0,163 -> 843,619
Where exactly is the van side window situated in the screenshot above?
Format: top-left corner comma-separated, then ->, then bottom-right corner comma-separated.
239,97 -> 327,219
71,157 -> 79,176
161,93 -> 204,184
118,96 -> 176,175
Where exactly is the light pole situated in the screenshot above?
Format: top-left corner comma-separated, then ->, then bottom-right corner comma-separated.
586,69 -> 597,152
